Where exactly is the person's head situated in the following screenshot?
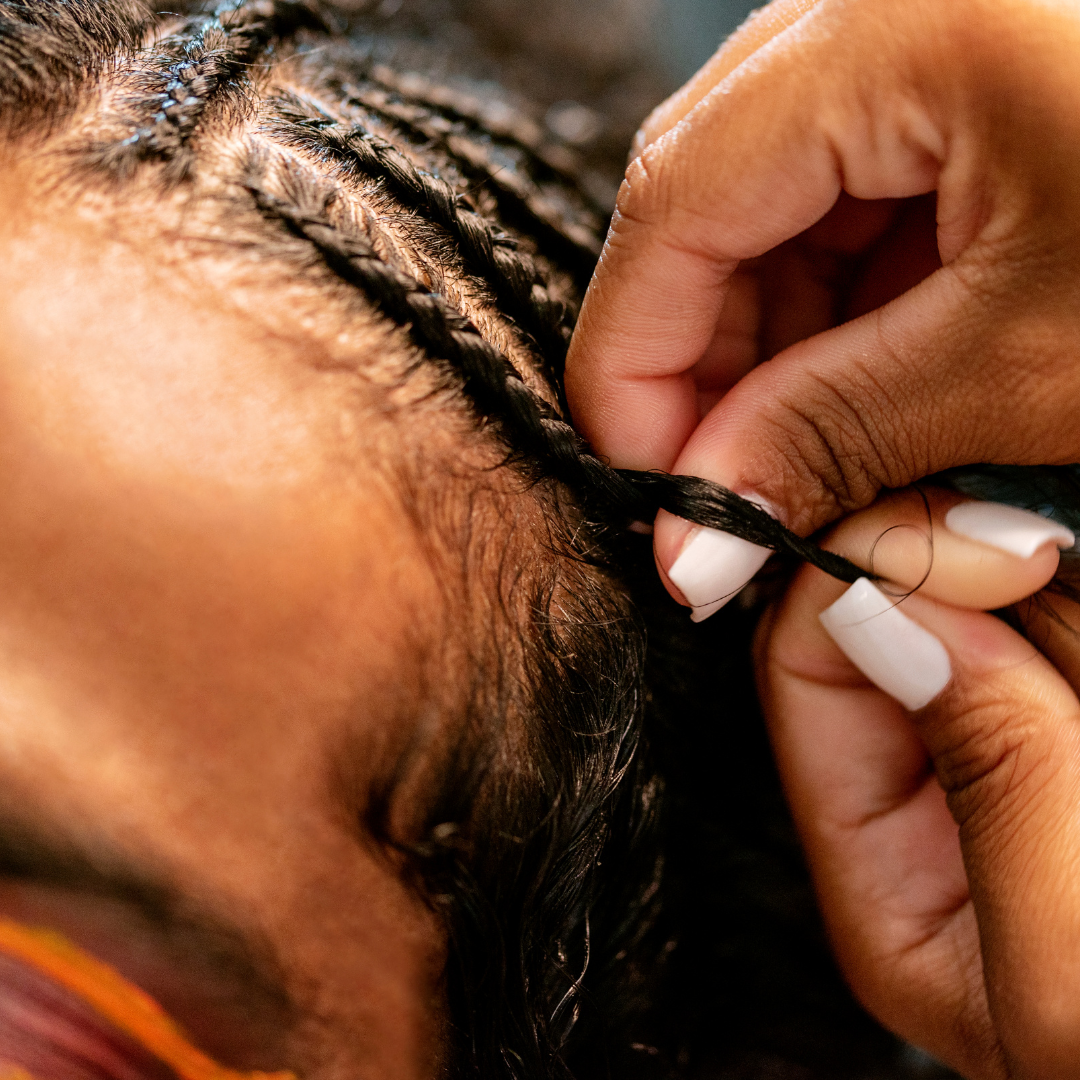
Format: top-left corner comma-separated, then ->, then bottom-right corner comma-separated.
0,3 -> 908,1077
0,2 -> 676,1075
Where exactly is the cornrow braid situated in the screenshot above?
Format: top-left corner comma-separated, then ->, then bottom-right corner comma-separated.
267,95 -> 575,392
110,0 -> 326,177
353,66 -> 607,254
243,159 -> 871,591
363,64 -> 582,188
302,65 -> 606,274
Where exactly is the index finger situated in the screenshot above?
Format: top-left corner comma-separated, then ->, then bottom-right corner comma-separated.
564,0 -> 949,472
634,0 -> 823,155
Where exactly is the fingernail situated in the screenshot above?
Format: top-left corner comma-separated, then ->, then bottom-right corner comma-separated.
944,501 -> 1075,558
668,496 -> 776,623
819,577 -> 951,710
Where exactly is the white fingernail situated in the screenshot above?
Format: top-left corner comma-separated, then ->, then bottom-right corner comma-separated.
819,578 -> 951,710
944,501 -> 1075,558
668,497 -> 776,623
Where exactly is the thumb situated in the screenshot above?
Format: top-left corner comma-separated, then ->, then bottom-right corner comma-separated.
654,261 -> 1080,618
822,579 -> 1080,1078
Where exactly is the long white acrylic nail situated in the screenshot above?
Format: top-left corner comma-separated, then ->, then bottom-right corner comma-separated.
819,577 -> 951,710
944,501 -> 1075,558
668,496 -> 777,623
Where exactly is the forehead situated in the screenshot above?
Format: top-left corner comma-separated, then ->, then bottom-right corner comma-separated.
0,174 -> 453,1075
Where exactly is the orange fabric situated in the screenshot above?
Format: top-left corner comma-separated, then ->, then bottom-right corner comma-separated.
0,917 -> 295,1080
0,1067 -> 37,1080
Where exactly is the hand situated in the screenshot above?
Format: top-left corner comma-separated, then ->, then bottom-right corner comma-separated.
757,491 -> 1080,1079
565,0 -> 1080,617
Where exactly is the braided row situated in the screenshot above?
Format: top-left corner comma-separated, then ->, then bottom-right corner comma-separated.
364,65 -> 578,183
324,73 -> 605,274
119,0 -> 324,173
245,165 -> 870,588
268,97 -> 575,391
245,173 -> 566,429
348,76 -> 605,258
358,65 -> 608,240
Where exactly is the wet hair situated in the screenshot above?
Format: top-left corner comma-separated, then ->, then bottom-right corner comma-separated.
0,1 -> 967,1076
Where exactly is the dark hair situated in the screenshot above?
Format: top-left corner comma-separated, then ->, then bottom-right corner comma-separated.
0,2 -> 980,1076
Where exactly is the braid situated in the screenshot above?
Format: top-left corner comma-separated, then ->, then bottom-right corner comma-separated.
353,66 -> 607,257
245,166 -> 571,437
268,96 -> 575,389
307,68 -> 605,274
110,0 -> 325,178
364,64 -> 579,182
244,160 -> 870,588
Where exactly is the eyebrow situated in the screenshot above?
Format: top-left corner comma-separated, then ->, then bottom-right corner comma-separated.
0,810 -> 295,1028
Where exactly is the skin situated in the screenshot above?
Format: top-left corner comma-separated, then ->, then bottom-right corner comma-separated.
566,0 -> 1080,575
758,492 -> 1080,1079
0,173 -> 452,1077
565,0 -> 1080,1071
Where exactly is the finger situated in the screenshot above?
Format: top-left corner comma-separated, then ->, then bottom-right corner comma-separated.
901,600 -> 1080,1079
822,488 -> 1071,611
566,0 -> 957,472
634,0 -> 824,156
987,583 -> 1080,1075
758,572 -> 1001,1078
779,568 -> 1080,1078
659,480 -> 1073,623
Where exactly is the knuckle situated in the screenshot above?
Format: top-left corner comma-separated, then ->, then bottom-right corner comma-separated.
613,151 -> 666,230
748,349 -> 929,532
926,691 -> 1048,842
613,138 -> 721,259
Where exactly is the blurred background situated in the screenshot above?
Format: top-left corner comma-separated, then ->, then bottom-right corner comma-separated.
657,0 -> 758,82
381,0 -> 766,204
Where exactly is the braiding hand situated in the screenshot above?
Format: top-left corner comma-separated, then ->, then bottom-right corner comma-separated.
756,489 -> 1080,1078
564,0 -> 1080,616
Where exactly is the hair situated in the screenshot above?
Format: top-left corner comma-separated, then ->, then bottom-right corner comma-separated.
0,2 -> 1011,1077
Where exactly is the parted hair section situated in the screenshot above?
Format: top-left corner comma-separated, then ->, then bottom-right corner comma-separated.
0,1 -> 877,1076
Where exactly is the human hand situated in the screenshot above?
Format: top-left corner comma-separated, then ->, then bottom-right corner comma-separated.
757,491 -> 1080,1078
565,0 -> 1080,619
